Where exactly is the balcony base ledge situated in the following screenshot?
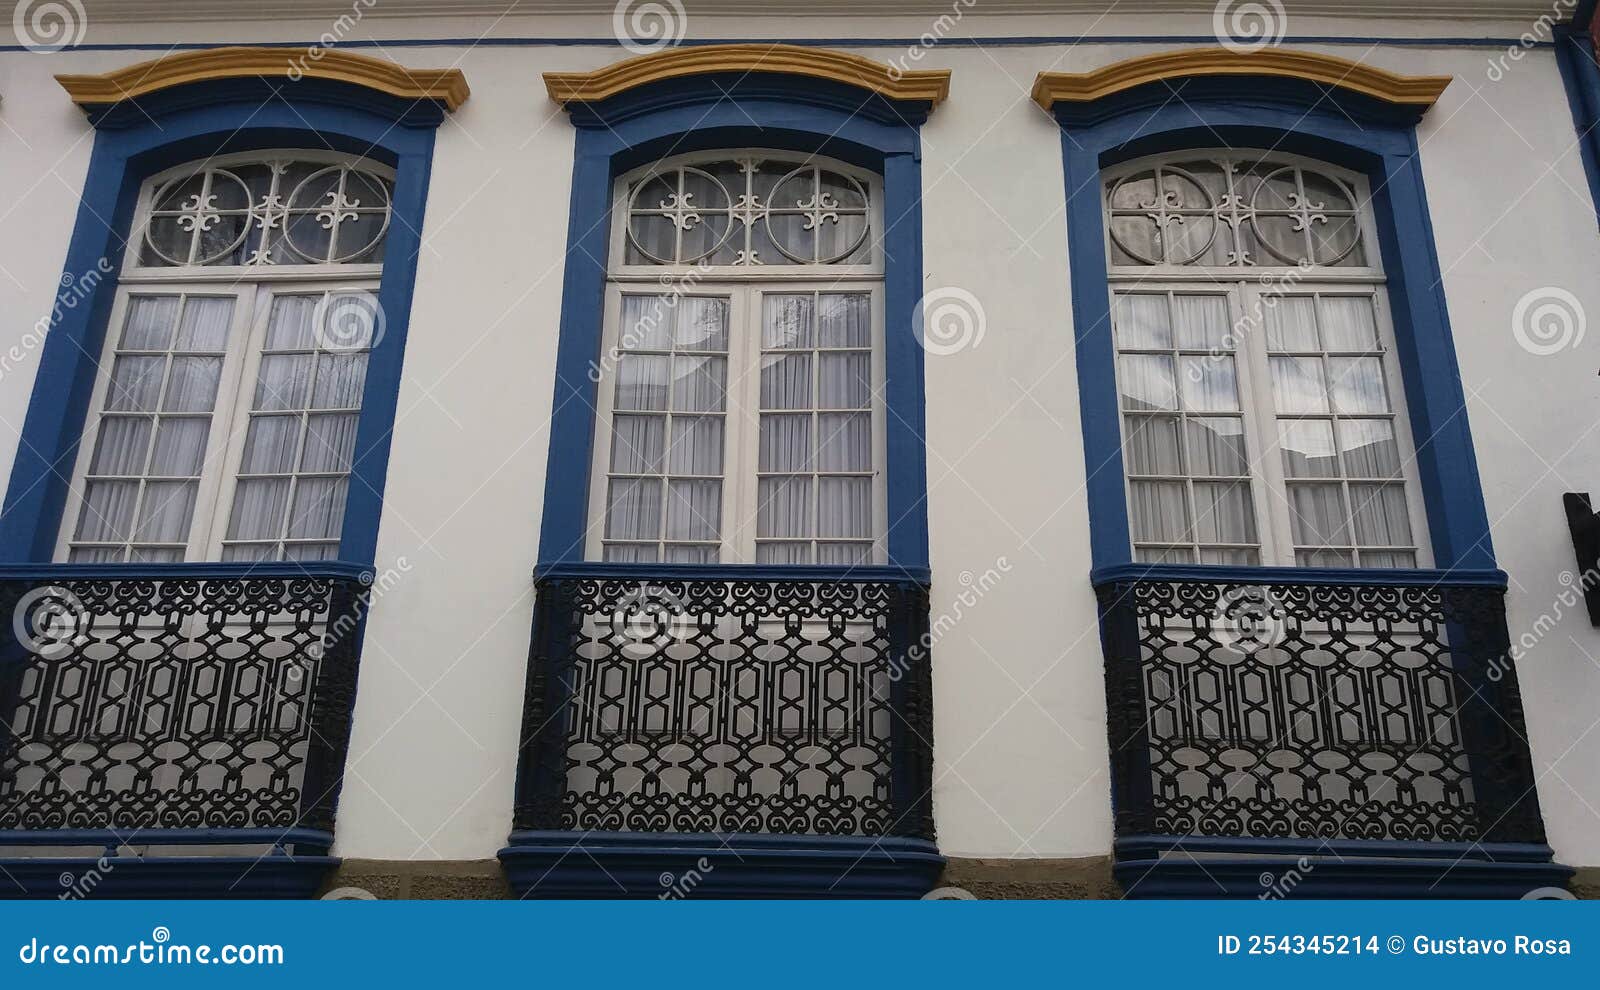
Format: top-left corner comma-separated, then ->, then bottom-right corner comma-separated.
1114,836 -> 1573,899
500,831 -> 944,899
0,855 -> 340,899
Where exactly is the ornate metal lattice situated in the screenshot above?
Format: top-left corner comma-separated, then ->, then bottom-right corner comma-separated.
514,574 -> 934,840
1095,576 -> 1546,844
0,571 -> 365,833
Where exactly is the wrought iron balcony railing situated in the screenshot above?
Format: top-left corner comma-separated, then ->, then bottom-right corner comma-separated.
1093,564 -> 1565,897
0,562 -> 368,897
503,563 -> 941,897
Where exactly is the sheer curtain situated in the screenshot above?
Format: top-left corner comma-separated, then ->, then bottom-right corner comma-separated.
756,292 -> 873,565
71,294 -> 232,562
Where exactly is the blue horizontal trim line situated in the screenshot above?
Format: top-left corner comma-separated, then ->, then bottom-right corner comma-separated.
1117,834 -> 1556,863
0,560 -> 372,582
0,36 -> 1557,54
535,560 -> 932,584
0,827 -> 333,851
1090,563 -> 1509,589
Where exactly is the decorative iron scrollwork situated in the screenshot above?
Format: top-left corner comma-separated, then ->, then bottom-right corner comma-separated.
1095,575 -> 1546,845
0,571 -> 365,833
514,573 -> 934,840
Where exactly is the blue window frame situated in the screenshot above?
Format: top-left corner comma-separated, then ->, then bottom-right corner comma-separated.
0,75 -> 449,568
1049,71 -> 1499,582
537,73 -> 933,578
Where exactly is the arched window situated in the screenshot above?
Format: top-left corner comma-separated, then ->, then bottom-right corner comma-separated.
589,151 -> 886,565
1103,151 -> 1429,568
60,151 -> 393,563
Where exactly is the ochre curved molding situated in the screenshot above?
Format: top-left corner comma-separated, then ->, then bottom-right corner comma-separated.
544,43 -> 950,108
56,46 -> 470,111
1031,48 -> 1450,111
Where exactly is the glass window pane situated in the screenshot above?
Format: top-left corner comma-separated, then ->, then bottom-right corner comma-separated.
1172,294 -> 1230,350
760,354 -> 812,410
759,415 -> 812,472
664,545 -> 718,564
674,297 -> 728,351
619,294 -> 675,351
1123,415 -> 1182,475
756,542 -> 811,565
120,296 -> 180,350
174,296 -> 234,352
287,477 -> 349,540
1199,547 -> 1261,565
1178,355 -> 1239,412
135,480 -> 197,543
106,356 -> 166,412
1186,417 -> 1249,476
614,354 -> 670,411
1297,548 -> 1354,567
763,294 -> 814,349
301,413 -> 360,473
1129,480 -> 1190,543
148,418 -> 210,477
671,355 -> 726,412
817,542 -> 871,565
1265,296 -> 1318,352
1349,482 -> 1413,546
254,354 -> 312,411
1318,296 -> 1379,350
239,415 -> 300,474
818,293 -> 871,347
1192,481 -> 1257,544
818,353 -> 871,409
1113,294 -> 1171,349
1279,420 -> 1338,478
226,478 -> 290,540
1327,356 -> 1389,413
667,417 -> 723,475
1269,356 -> 1329,413
1359,550 -> 1416,569
757,476 -> 811,538
1135,545 -> 1195,564
609,414 -> 665,474
312,352 -> 369,409
817,413 -> 871,472
89,418 -> 152,476
605,477 -> 662,541
162,356 -> 223,412
1118,354 -> 1177,411
818,477 -> 871,538
75,480 -> 138,541
264,295 -> 317,350
1338,419 -> 1401,478
1288,483 -> 1349,547
604,543 -> 659,564
664,480 -> 721,541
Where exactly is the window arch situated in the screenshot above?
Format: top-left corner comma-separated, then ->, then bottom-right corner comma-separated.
590,150 -> 887,565
1103,149 -> 1428,568
60,150 -> 392,563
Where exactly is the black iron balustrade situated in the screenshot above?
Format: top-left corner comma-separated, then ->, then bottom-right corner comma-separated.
1093,566 -> 1565,896
513,567 -> 935,842
0,563 -> 367,855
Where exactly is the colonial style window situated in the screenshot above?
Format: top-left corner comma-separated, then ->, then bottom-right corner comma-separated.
588,151 -> 886,565
59,152 -> 391,564
1104,152 -> 1430,568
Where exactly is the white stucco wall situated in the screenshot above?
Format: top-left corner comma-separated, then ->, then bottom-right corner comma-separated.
1,9 -> 1597,869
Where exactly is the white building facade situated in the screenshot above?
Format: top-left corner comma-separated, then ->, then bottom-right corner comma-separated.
0,0 -> 1598,898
